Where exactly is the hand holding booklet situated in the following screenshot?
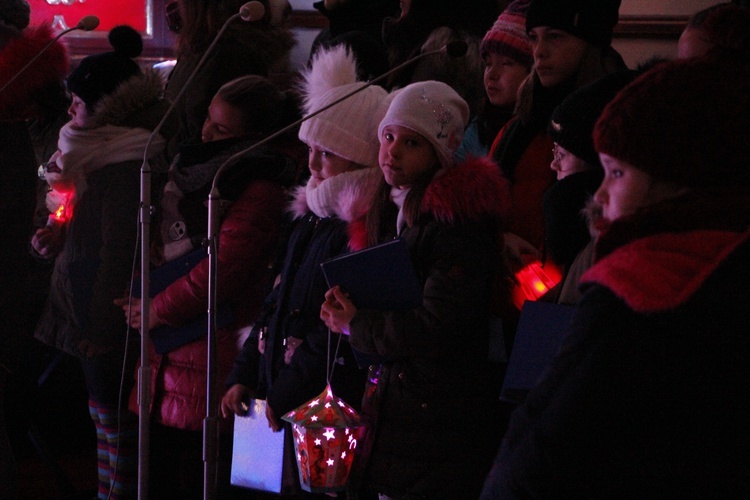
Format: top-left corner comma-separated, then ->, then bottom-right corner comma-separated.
320,238 -> 422,311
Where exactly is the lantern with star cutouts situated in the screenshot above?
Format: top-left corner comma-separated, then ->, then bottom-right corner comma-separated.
281,384 -> 365,493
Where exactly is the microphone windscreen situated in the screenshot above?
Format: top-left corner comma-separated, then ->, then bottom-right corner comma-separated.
77,16 -> 100,31
445,40 -> 468,58
240,1 -> 266,22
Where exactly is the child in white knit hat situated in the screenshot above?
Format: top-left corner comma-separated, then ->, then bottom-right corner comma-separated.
221,45 -> 388,440
320,80 -> 515,498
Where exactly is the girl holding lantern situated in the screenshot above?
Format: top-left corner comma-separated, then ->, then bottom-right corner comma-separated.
320,80 -> 514,499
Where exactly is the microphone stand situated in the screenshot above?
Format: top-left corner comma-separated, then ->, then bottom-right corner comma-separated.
202,38 -> 466,496
136,6 -> 261,499
0,16 -> 100,94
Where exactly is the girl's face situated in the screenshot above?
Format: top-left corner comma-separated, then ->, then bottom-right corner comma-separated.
379,124 -> 438,189
307,144 -> 356,183
594,153 -> 685,222
528,27 -> 587,88
68,94 -> 93,129
550,143 -> 592,180
483,53 -> 529,109
201,95 -> 248,142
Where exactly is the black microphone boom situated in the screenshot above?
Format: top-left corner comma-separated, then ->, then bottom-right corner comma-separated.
135,3 -> 265,500
0,15 -> 100,95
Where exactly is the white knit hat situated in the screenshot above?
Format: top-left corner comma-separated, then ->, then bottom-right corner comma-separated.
378,80 -> 469,168
298,44 -> 390,168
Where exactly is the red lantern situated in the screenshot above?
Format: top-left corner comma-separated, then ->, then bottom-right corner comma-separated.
512,257 -> 563,310
282,384 -> 365,493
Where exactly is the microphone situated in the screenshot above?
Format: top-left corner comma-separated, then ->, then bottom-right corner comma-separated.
134,2 -> 265,499
0,15 -> 100,95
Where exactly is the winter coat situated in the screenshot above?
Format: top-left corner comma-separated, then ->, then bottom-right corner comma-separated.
165,22 -> 295,156
130,138 -> 296,431
225,168 -> 382,418
346,157 -> 512,499
1,24 -> 68,375
481,188 -> 750,498
34,70 -> 168,360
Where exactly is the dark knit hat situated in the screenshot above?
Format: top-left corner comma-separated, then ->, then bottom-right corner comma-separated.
480,0 -> 533,68
594,54 -> 750,188
548,70 -> 637,167
526,0 -> 621,47
0,0 -> 30,30
66,25 -> 143,108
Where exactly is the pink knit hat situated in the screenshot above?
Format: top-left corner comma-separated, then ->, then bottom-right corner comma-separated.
480,0 -> 533,68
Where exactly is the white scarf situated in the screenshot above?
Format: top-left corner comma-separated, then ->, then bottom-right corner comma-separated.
304,168 -> 380,220
390,185 -> 410,235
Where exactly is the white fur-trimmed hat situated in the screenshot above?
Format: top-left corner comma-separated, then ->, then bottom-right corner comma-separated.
378,80 -> 470,168
298,45 -> 390,168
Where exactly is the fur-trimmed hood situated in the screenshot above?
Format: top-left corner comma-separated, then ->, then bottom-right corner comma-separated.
90,68 -> 169,131
0,24 -> 69,121
349,156 -> 511,250
289,167 -> 383,223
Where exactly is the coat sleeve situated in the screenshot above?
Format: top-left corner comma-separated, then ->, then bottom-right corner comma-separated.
152,179 -> 285,326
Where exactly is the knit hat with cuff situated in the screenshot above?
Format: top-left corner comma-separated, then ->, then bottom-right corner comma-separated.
526,0 -> 621,48
480,0 -> 533,68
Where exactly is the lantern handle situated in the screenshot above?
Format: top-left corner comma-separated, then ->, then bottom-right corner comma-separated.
326,328 -> 344,384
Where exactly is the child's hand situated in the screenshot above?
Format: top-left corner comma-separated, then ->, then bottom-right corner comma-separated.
320,286 -> 356,335
31,227 -> 63,259
113,297 -> 161,331
220,384 -> 252,419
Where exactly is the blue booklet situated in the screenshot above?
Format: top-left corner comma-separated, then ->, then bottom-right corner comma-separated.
320,238 -> 422,311
500,300 -> 576,404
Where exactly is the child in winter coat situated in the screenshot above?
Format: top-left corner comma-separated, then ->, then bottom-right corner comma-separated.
116,74 -> 298,499
480,53 -> 750,498
220,46 -> 388,438
31,25 -> 169,500
320,80 -> 513,499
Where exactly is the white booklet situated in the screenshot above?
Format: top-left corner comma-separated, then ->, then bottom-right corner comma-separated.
230,399 -> 286,493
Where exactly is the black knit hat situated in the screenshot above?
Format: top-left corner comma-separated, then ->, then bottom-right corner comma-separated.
66,25 -> 143,108
526,0 -> 621,47
0,0 -> 30,30
548,70 -> 636,167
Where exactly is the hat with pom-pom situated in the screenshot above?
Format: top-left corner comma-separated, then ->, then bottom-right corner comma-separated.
66,25 -> 143,108
298,44 -> 390,167
0,0 -> 30,31
379,80 -> 470,168
480,0 -> 533,68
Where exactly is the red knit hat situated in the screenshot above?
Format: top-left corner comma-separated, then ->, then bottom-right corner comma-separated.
480,0 -> 533,68
594,54 -> 750,188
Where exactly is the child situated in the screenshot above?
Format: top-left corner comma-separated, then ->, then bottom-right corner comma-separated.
542,70 -> 636,305
320,80 -> 513,499
456,0 -> 533,161
31,25 -> 168,500
677,2 -> 750,59
480,53 -> 750,498
490,0 -> 626,268
220,46 -> 388,438
116,74 -> 297,498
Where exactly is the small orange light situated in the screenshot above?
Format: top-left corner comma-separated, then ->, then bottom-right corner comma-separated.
54,204 -> 65,220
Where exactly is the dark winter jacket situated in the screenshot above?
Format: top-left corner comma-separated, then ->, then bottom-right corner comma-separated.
1,24 -> 68,375
130,138 -> 295,431
225,168 -> 383,418
34,71 -> 168,360
347,157 -> 513,499
481,188 -> 750,498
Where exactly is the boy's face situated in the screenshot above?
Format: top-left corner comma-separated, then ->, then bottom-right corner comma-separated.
68,94 -> 93,129
483,53 -> 529,109
528,27 -> 587,88
550,143 -> 591,180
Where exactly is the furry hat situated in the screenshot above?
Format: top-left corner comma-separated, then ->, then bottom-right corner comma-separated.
379,80 -> 469,169
526,0 -> 621,48
480,0 -> 533,68
594,54 -> 750,188
66,25 -> 143,108
298,44 -> 390,167
0,0 -> 29,31
548,69 -> 636,167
